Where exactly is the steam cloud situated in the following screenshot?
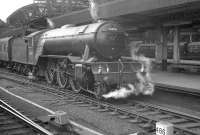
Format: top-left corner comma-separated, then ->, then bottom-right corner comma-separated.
103,41 -> 154,99
103,84 -> 136,99
47,18 -> 55,29
89,0 -> 100,21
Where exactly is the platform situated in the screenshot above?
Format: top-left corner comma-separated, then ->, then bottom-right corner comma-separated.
151,71 -> 200,93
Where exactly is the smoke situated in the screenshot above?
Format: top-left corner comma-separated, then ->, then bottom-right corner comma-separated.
81,44 -> 97,62
88,0 -> 99,21
103,84 -> 135,99
46,18 -> 55,29
131,41 -> 154,93
103,41 -> 154,99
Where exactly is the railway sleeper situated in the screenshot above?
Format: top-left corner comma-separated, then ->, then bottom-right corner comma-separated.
178,122 -> 200,128
2,69 -> 200,135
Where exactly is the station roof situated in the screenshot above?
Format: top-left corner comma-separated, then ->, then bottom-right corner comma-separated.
51,0 -> 200,29
4,0 -> 200,36
6,4 -> 43,27
6,0 -> 89,27
0,19 -> 5,26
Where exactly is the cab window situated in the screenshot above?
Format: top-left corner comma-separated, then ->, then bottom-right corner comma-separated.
25,38 -> 33,47
4,44 -> 7,51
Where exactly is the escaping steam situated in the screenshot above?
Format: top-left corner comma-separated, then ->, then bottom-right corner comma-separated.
47,18 -> 55,29
103,41 -> 154,99
131,41 -> 154,95
89,0 -> 100,21
103,84 -> 136,99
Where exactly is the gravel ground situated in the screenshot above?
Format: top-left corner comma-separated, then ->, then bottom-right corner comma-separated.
0,79 -> 143,135
125,89 -> 200,117
1,73 -> 200,135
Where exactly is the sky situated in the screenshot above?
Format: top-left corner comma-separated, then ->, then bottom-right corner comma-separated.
0,0 -> 33,22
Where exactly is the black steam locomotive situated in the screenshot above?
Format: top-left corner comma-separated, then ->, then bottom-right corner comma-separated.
0,21 -> 142,98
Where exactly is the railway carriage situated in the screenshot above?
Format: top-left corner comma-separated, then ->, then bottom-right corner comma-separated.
0,37 -> 12,66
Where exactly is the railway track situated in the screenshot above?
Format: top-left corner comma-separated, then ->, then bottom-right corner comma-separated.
0,69 -> 200,135
0,98 -> 53,135
155,83 -> 200,97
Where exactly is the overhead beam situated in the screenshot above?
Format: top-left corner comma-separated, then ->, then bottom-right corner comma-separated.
52,9 -> 92,27
51,0 -> 200,27
100,0 -> 200,18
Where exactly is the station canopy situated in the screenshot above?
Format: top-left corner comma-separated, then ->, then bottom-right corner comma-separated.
49,0 -> 200,30
4,0 -> 200,35
6,0 -> 90,28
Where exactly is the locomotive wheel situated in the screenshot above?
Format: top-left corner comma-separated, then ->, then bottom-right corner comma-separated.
23,66 -> 29,76
20,65 -> 26,75
16,64 -> 21,73
70,79 -> 81,93
45,62 -> 56,84
57,66 -> 69,88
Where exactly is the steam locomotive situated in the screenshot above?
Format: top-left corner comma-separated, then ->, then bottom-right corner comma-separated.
0,21 -> 142,98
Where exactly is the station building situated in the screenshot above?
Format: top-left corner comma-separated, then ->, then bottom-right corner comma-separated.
5,0 -> 200,71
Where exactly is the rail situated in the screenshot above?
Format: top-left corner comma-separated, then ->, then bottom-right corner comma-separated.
0,99 -> 53,135
1,69 -> 200,134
